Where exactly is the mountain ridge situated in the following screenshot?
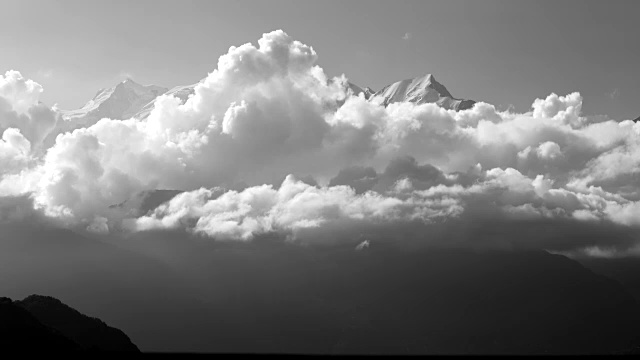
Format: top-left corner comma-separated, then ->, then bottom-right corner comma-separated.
43,79 -> 168,147
370,73 -> 476,111
52,73 -> 476,128
18,294 -> 140,352
1,294 -> 139,352
61,78 -> 168,123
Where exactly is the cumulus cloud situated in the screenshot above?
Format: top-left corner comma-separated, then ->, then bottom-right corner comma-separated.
0,128 -> 31,175
0,70 -> 58,151
133,175 -> 416,242
126,168 -> 640,253
531,92 -> 583,127
3,30 -> 640,255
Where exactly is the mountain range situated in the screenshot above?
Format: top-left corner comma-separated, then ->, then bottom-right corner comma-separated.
45,74 -> 638,146
52,73 -> 476,132
43,79 -> 168,147
63,78 -> 167,123
3,219 -> 640,354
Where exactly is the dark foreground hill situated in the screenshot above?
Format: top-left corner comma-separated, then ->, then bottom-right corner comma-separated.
0,295 -> 139,353
0,297 -> 80,352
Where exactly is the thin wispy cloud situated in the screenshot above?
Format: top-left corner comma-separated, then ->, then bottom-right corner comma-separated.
36,69 -> 54,79
118,70 -> 135,80
608,88 -> 620,100
402,32 -> 411,40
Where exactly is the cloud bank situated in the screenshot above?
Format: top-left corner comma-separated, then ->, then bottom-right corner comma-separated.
2,30 -> 640,255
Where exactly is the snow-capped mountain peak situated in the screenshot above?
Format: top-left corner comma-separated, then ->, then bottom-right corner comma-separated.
371,73 -> 475,111
60,78 -> 168,125
48,72 -> 476,146
42,79 -> 169,148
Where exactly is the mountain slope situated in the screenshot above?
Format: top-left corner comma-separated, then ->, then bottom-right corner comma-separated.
18,295 -> 140,352
345,82 -> 375,100
134,83 -> 196,119
43,79 -> 168,147
0,297 -> 81,352
1,294 -> 139,352
62,78 -> 167,123
371,74 -> 475,111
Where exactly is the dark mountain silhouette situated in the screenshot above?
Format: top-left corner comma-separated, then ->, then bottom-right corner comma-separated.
0,221 -> 214,352
0,297 -> 81,352
1,295 -> 139,353
579,256 -> 640,300
17,295 -> 139,352
115,233 -> 640,354
313,247 -> 640,355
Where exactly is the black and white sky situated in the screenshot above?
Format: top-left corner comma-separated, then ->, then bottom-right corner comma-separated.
4,0 -> 640,354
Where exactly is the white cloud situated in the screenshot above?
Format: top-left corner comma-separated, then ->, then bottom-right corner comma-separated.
531,92 -> 583,127
0,70 -> 58,149
2,30 -> 640,255
0,128 -> 31,175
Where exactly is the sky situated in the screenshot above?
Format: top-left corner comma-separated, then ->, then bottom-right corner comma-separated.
0,0 -> 638,120
4,2 -> 640,352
